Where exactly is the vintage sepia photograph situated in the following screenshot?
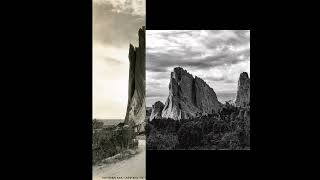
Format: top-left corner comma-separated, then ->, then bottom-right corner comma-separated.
92,0 -> 146,179
146,30 -> 250,150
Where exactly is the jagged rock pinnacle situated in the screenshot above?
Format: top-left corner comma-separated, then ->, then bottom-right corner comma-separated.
124,27 -> 146,133
161,67 -> 222,120
235,72 -> 250,107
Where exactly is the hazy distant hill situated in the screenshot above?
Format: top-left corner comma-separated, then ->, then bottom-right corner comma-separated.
95,119 -> 124,126
216,92 -> 237,104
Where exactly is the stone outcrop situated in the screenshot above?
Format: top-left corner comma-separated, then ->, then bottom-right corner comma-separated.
161,67 -> 222,120
149,101 -> 164,121
225,99 -> 236,106
124,26 -> 145,133
235,72 -> 250,107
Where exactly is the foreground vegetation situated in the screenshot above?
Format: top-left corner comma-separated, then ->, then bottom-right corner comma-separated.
146,103 -> 250,150
92,120 -> 138,165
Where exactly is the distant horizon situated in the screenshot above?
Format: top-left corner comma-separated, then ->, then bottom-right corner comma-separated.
146,90 -> 237,107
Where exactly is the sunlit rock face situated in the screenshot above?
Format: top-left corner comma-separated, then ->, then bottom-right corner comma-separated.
124,26 -> 146,132
194,76 -> 222,114
235,72 -> 250,107
161,67 -> 222,120
149,101 -> 164,121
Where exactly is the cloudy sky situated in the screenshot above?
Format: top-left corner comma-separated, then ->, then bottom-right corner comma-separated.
93,0 -> 145,119
146,30 -> 250,107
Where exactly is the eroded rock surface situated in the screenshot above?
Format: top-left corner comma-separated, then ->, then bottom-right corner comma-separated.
235,72 -> 250,107
161,67 -> 222,120
149,101 -> 164,121
124,26 -> 146,132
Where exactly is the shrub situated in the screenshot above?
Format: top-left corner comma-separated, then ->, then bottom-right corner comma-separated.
219,132 -> 240,150
145,123 -> 153,137
177,121 -> 203,149
147,131 -> 178,150
92,125 -> 137,165
92,119 -> 104,129
145,105 -> 250,150
201,132 -> 221,146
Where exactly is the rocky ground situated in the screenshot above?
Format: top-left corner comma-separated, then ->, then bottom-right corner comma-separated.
92,139 -> 146,180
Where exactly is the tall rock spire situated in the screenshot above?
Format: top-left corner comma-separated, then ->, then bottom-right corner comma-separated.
124,26 -> 146,132
235,72 -> 250,107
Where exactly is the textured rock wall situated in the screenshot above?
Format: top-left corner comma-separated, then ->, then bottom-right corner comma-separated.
194,76 -> 222,114
161,67 -> 222,120
149,101 -> 164,121
124,26 -> 146,132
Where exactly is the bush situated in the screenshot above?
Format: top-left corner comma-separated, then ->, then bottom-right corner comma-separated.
145,104 -> 250,150
147,130 -> 178,150
92,125 -> 138,165
92,119 -> 104,129
145,123 -> 153,137
201,132 -> 221,146
177,121 -> 203,149
219,132 -> 240,150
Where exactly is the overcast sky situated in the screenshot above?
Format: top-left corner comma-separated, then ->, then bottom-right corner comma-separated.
93,0 -> 145,119
146,30 -> 250,107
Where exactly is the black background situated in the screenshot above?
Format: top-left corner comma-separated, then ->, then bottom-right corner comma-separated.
3,0 -> 313,179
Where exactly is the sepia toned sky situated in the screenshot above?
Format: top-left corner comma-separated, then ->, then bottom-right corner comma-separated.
146,30 -> 250,107
93,0 -> 145,119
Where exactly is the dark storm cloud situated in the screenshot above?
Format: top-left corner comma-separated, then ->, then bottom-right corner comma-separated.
146,48 -> 249,72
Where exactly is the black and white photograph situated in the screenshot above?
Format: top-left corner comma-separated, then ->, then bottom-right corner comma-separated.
92,0 -> 146,179
145,30 -> 250,150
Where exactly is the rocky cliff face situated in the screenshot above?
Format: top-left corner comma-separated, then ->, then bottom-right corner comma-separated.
235,72 -> 250,107
161,67 -> 222,120
124,26 -> 146,132
150,101 -> 164,121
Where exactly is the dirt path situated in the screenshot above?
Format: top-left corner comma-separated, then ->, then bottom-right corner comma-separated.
93,140 -> 146,180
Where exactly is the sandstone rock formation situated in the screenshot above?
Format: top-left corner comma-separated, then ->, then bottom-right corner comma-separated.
161,67 -> 222,120
124,26 -> 145,133
235,72 -> 250,107
149,101 -> 164,121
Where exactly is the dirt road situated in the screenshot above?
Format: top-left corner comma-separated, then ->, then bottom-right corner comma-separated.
93,140 -> 146,180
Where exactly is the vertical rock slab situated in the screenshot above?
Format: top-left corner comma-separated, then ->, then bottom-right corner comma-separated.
235,72 -> 250,107
162,67 -> 200,120
124,26 -> 146,132
161,67 -> 222,120
194,76 -> 222,114
149,101 -> 164,121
